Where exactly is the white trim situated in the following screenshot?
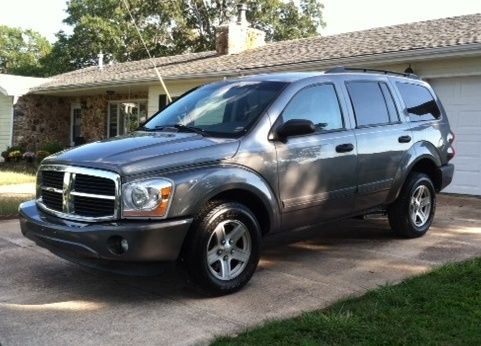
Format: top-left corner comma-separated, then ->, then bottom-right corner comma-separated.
9,96 -> 16,148
107,99 -> 148,138
70,102 -> 81,147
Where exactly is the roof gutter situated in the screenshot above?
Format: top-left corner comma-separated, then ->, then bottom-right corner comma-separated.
32,43 -> 481,94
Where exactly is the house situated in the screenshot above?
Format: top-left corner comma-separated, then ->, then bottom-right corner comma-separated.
0,74 -> 47,158
10,12 -> 481,195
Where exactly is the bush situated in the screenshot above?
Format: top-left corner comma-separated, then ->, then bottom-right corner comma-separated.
22,151 -> 36,163
39,141 -> 64,155
1,146 -> 25,162
8,150 -> 23,162
36,150 -> 50,162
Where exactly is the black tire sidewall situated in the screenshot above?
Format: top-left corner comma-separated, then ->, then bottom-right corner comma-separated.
185,202 -> 262,295
405,175 -> 436,234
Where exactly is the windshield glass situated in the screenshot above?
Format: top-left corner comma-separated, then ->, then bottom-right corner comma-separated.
141,80 -> 287,137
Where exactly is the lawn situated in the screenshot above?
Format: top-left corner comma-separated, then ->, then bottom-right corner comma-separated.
213,259 -> 481,345
0,195 -> 34,218
0,171 -> 36,186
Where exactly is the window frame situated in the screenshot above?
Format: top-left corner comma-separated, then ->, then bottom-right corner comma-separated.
395,81 -> 442,122
107,99 -> 148,138
278,82 -> 347,137
345,80 -> 402,129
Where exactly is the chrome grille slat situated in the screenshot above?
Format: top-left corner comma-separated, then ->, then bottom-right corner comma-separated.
37,165 -> 121,222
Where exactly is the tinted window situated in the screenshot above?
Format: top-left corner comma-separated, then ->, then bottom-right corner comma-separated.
347,81 -> 391,126
397,83 -> 441,121
379,83 -> 399,122
144,81 -> 286,137
282,84 -> 343,131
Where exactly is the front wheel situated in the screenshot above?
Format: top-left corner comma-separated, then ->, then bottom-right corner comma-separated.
182,201 -> 262,295
388,172 -> 436,238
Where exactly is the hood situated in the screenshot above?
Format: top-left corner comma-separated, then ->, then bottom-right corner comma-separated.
44,131 -> 240,176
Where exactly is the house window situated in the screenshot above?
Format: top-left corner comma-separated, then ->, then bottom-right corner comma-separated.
108,100 -> 148,137
158,94 -> 179,110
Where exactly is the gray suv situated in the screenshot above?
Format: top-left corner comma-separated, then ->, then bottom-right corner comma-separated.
19,68 -> 455,295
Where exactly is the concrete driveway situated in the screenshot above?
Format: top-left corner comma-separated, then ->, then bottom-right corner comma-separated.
1,195 -> 480,345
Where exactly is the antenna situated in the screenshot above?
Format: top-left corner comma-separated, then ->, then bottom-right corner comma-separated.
121,0 -> 172,103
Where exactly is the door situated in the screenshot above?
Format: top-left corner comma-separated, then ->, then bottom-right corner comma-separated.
70,104 -> 82,146
275,83 -> 357,229
345,80 -> 412,211
430,77 -> 481,196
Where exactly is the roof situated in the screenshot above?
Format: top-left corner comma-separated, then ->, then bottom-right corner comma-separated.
34,13 -> 481,93
0,74 -> 48,96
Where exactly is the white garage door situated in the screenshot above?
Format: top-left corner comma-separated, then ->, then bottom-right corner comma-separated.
430,76 -> 481,196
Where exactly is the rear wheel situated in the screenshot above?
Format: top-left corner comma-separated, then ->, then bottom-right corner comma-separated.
183,201 -> 262,295
388,172 -> 436,238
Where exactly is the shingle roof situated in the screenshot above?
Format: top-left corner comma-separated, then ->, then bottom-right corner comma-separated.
35,13 -> 481,92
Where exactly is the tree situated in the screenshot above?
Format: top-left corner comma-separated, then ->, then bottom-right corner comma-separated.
0,25 -> 51,76
46,0 -> 325,74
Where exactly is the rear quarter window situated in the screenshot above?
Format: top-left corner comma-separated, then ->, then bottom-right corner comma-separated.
396,83 -> 441,121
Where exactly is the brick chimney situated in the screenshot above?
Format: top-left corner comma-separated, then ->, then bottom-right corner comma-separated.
215,3 -> 266,55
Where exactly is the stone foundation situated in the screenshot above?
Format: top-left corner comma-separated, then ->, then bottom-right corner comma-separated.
13,91 -> 148,150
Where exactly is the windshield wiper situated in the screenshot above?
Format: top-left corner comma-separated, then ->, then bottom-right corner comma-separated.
138,124 -> 206,136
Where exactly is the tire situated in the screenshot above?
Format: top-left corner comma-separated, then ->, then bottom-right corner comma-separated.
388,172 -> 436,238
182,200 -> 262,295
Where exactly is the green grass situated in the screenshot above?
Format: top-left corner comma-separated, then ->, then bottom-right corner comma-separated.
213,259 -> 481,346
0,195 -> 34,217
0,171 -> 36,186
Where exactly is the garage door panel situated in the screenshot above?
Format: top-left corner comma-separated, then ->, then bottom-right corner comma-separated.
430,76 -> 481,196
457,111 -> 481,129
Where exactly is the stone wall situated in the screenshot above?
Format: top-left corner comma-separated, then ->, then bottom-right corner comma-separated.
13,95 -> 70,150
13,91 -> 148,150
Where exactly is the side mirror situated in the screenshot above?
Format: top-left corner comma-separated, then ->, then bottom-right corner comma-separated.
276,119 -> 316,141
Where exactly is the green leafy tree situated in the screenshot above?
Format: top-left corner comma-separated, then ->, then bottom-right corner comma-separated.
0,25 -> 51,76
46,0 -> 324,74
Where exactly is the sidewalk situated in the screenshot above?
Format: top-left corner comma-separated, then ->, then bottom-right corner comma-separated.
0,183 -> 36,196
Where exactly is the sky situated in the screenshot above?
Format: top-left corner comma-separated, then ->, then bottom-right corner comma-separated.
0,0 -> 480,42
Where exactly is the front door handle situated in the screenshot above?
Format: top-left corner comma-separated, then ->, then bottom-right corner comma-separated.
398,135 -> 412,143
336,143 -> 354,153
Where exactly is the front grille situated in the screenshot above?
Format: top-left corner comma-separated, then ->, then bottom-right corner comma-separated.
73,195 -> 115,217
41,189 -> 63,211
38,165 -> 119,221
41,170 -> 64,189
74,174 -> 115,195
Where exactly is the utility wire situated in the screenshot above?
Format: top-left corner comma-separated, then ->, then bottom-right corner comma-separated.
121,0 -> 172,102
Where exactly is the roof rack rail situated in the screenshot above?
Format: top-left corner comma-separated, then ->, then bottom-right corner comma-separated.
325,66 -> 419,79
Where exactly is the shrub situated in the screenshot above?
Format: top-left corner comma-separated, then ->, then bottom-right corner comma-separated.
36,150 -> 50,162
8,150 -> 22,162
22,151 -> 36,163
1,146 -> 25,162
39,141 -> 64,155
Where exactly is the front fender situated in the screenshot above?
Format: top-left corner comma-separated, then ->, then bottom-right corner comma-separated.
386,141 -> 442,204
165,165 -> 281,233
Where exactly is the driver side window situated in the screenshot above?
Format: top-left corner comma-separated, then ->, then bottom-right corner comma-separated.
282,84 -> 344,131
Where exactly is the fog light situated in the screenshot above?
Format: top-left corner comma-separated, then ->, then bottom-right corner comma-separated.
120,239 -> 129,252
107,236 -> 128,255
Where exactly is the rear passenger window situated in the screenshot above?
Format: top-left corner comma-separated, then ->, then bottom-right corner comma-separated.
282,84 -> 344,131
347,81 -> 395,127
397,83 -> 441,121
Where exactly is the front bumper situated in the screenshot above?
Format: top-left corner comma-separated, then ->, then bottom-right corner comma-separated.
19,200 -> 192,268
437,163 -> 455,191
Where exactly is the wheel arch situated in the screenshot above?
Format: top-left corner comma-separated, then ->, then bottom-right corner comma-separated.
387,141 -> 443,203
169,165 -> 281,235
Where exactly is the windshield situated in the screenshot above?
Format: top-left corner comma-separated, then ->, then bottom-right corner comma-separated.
141,80 -> 287,137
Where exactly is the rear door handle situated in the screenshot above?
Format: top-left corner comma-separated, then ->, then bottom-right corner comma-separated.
335,143 -> 354,153
398,135 -> 412,143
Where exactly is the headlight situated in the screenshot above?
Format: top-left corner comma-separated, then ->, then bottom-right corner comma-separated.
122,178 -> 173,218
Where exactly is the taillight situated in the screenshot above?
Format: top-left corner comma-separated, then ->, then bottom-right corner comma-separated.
447,131 -> 455,160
